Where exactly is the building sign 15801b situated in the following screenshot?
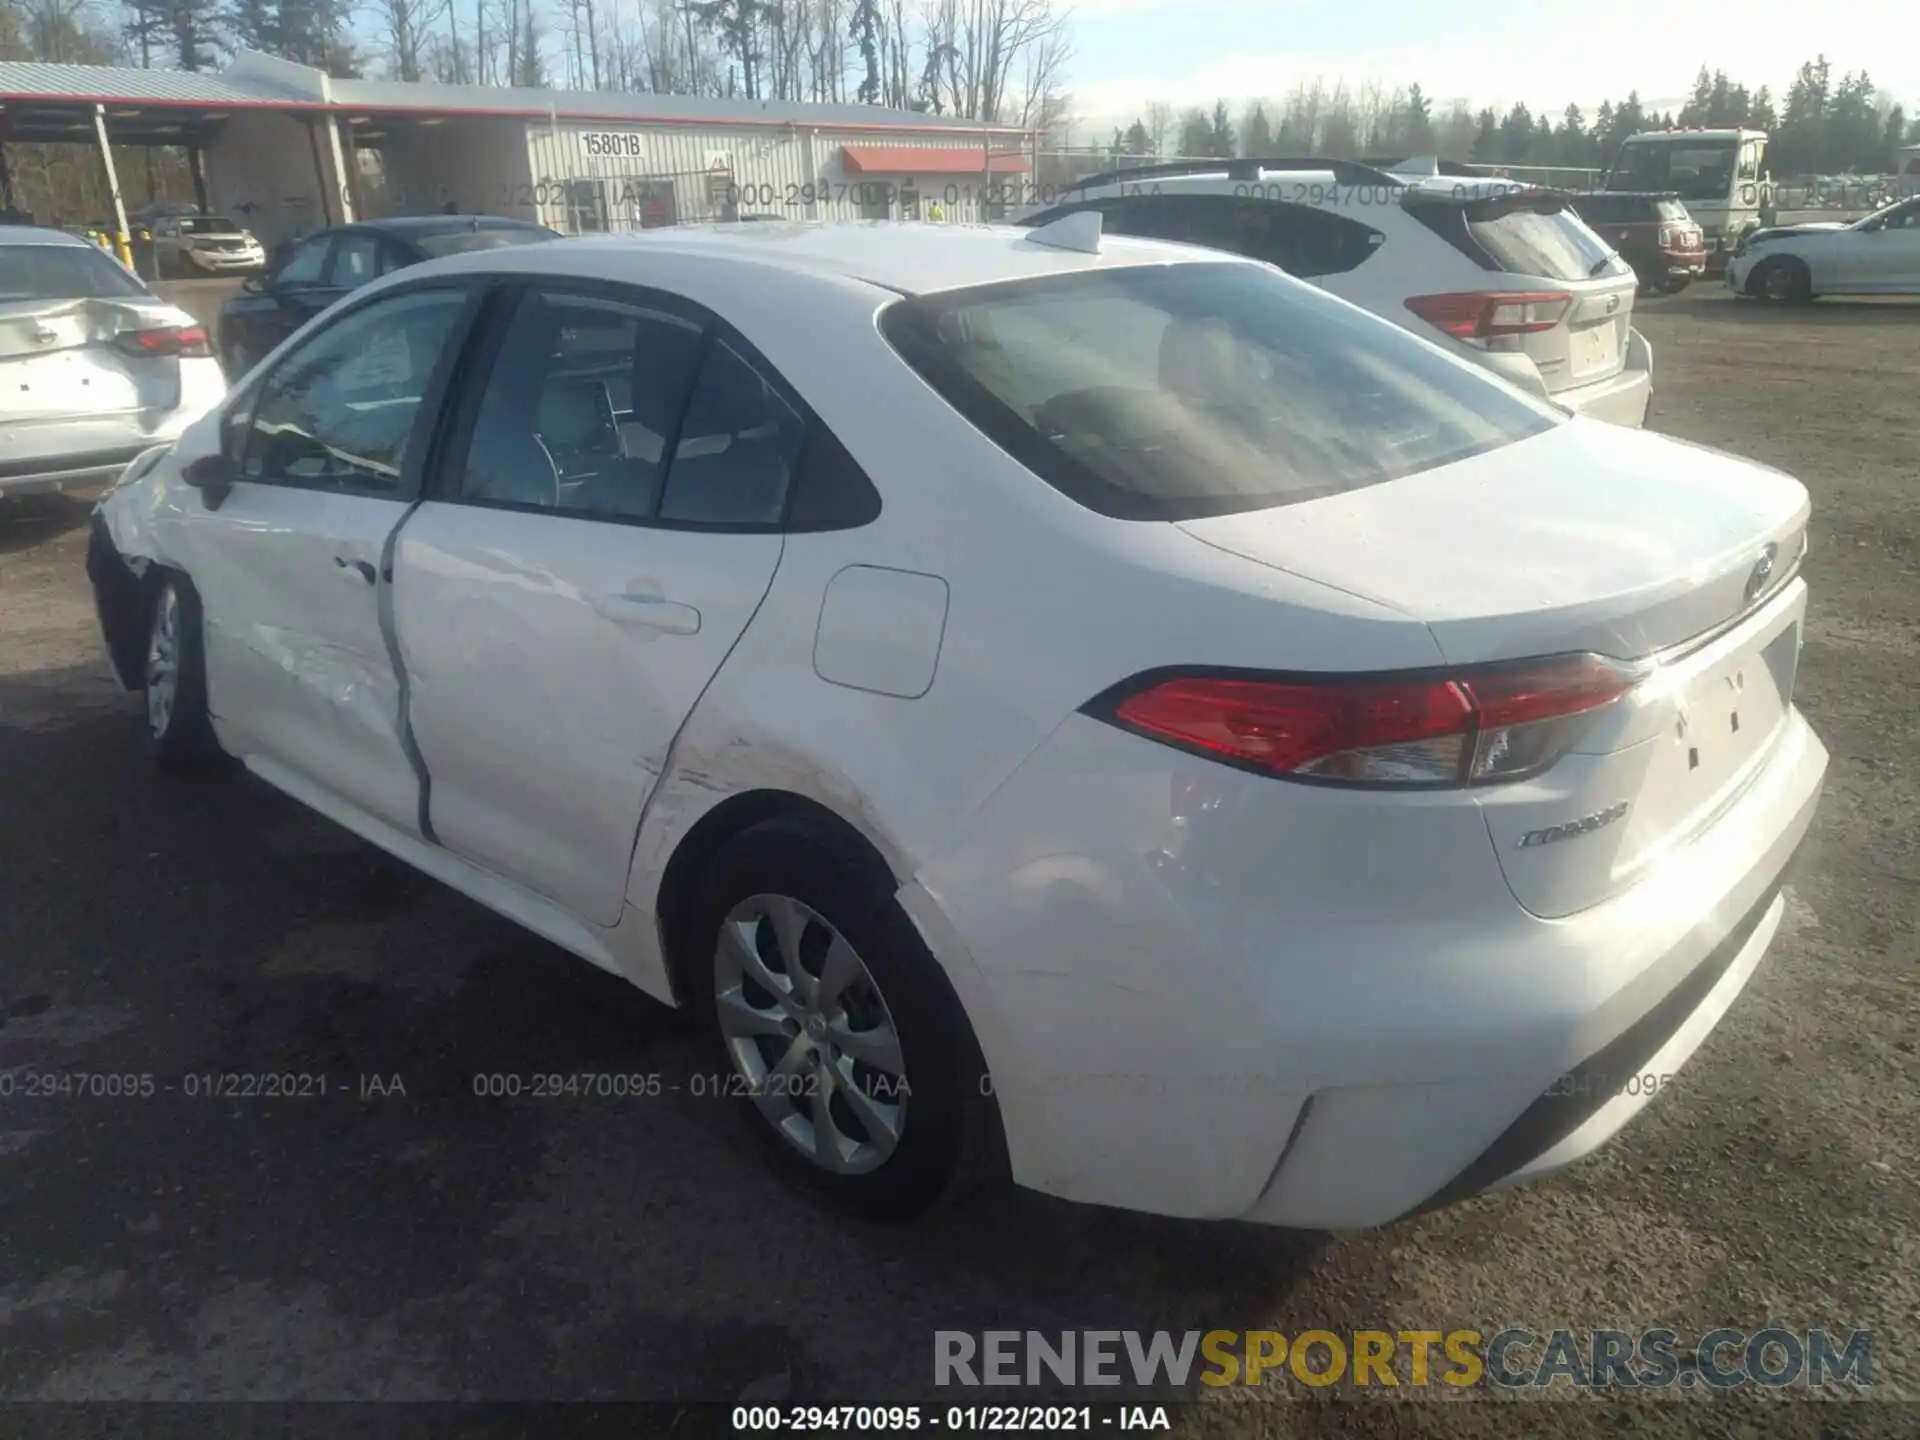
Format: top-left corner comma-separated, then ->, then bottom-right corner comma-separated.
581,132 -> 646,159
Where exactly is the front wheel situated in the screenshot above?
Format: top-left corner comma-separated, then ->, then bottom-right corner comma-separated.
1751,256 -> 1812,303
686,817 -> 1003,1220
141,575 -> 224,772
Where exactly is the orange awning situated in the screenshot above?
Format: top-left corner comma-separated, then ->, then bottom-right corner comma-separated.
841,145 -> 1029,175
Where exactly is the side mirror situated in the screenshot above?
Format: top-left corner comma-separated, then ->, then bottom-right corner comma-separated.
181,450 -> 235,489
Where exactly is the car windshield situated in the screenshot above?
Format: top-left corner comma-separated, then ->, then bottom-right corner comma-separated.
0,243 -> 149,302
414,226 -> 559,258
1657,199 -> 1692,222
180,216 -> 241,234
881,261 -> 1558,522
1854,198 -> 1920,231
1608,141 -> 1738,202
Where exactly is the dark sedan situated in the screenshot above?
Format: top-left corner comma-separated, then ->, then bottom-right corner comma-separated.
216,215 -> 559,376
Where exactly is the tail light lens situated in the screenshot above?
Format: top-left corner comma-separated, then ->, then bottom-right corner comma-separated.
111,324 -> 212,359
1403,292 -> 1571,342
1657,226 -> 1674,247
1098,655 -> 1641,788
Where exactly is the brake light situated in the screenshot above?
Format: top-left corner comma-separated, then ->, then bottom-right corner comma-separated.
111,324 -> 212,359
1099,655 -> 1641,787
1403,291 -> 1571,342
1657,226 -> 1673,247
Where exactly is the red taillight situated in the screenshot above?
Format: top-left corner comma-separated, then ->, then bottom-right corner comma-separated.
1657,226 -> 1674,247
1404,291 -> 1572,342
1101,656 -> 1640,788
111,324 -> 212,359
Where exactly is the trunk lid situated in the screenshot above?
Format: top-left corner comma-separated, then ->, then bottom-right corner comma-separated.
0,299 -> 186,420
1178,420 -> 1812,916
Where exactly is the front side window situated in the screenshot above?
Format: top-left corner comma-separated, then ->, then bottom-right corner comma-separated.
882,261 -> 1558,521
454,286 -> 805,526
240,287 -> 471,498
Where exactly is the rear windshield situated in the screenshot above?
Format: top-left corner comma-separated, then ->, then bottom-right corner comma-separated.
414,226 -> 558,258
1466,202 -> 1628,282
880,262 -> 1558,522
0,244 -> 149,302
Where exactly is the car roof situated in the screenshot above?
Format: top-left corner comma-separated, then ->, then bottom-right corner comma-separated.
428,220 -> 1250,297
359,214 -> 552,236
0,224 -> 97,248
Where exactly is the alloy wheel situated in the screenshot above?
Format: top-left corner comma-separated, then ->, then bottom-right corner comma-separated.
145,586 -> 179,739
714,893 -> 908,1175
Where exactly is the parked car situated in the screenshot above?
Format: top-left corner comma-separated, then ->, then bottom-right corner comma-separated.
0,225 -> 225,499
146,212 -> 267,277
216,215 -> 559,377
1569,191 -> 1706,293
1726,195 -> 1920,300
1018,157 -> 1653,427
90,221 -> 1824,1227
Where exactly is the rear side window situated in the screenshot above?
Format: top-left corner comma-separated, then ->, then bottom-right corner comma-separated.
1572,195 -> 1625,225
881,262 -> 1557,522
0,244 -> 148,301
1076,195 -> 1384,279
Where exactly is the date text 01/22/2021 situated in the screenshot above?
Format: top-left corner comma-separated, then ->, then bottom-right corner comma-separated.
732,1406 -> 1172,1432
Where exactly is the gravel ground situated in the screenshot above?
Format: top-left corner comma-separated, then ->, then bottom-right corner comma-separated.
0,288 -> 1914,1433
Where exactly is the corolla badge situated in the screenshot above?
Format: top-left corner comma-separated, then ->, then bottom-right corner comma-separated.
1517,800 -> 1630,849
1744,543 -> 1779,605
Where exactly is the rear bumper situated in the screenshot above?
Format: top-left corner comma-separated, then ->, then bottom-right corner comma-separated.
0,360 -> 222,498
908,702 -> 1826,1228
1552,329 -> 1653,427
0,445 -> 155,498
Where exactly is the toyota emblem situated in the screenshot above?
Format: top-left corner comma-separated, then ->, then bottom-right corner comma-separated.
1744,543 -> 1779,605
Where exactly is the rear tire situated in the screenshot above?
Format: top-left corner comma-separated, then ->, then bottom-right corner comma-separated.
684,816 -> 1003,1220
1751,256 -> 1812,303
139,574 -> 225,773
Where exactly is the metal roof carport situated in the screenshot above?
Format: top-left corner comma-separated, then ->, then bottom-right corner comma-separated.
0,60 -> 359,258
0,52 -> 1038,249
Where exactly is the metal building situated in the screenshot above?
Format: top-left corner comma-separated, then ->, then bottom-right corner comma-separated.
0,51 -> 1038,251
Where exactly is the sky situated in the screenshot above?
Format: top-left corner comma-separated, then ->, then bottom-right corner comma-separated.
1061,0 -> 1918,142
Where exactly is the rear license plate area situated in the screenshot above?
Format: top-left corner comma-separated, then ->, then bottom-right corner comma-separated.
1571,323 -> 1620,376
1676,620 -> 1798,782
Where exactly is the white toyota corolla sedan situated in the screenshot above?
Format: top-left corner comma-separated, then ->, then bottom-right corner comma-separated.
88,218 -> 1826,1227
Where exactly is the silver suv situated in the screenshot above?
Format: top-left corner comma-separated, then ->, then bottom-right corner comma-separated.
1020,156 -> 1652,426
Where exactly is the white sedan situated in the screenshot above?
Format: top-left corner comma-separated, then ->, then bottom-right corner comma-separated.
1,225 -> 226,498
1727,195 -> 1920,300
88,218 -> 1826,1227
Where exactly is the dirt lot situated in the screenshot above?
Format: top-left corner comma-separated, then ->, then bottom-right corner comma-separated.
0,289 -> 1915,1431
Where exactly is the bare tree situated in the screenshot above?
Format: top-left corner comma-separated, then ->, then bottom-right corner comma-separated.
1144,100 -> 1172,157
378,0 -> 445,80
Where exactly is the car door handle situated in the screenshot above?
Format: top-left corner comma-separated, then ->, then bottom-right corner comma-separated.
591,592 -> 702,635
334,557 -> 376,584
